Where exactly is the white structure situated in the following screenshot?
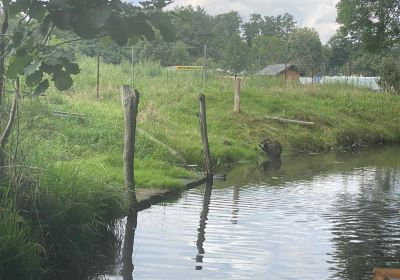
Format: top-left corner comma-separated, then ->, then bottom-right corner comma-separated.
300,76 -> 381,91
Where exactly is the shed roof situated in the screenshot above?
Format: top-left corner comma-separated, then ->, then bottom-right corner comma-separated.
257,64 -> 296,76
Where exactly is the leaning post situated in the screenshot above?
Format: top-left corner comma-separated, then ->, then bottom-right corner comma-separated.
234,76 -> 241,113
121,85 -> 140,212
199,94 -> 213,183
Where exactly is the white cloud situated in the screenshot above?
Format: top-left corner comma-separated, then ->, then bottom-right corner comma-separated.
169,0 -> 340,43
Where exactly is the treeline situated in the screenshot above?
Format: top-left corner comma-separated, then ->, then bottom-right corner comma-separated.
56,5 -> 400,77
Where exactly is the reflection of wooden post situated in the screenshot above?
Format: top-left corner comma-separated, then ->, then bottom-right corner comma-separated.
121,85 -> 140,212
96,55 -> 100,101
234,76 -> 241,113
199,94 -> 213,182
231,185 -> 240,224
196,182 -> 212,270
122,212 -> 138,280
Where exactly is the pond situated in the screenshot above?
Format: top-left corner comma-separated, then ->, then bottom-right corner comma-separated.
96,146 -> 400,280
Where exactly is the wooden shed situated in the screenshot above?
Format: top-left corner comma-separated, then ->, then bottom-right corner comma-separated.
257,64 -> 300,80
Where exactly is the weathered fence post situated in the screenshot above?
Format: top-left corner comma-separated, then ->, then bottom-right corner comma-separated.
199,94 -> 213,182
96,55 -> 100,101
121,85 -> 140,212
234,76 -> 241,113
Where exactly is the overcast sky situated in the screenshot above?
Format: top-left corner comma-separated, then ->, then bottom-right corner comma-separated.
168,0 -> 340,43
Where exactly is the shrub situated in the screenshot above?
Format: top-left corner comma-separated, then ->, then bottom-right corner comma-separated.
378,58 -> 400,94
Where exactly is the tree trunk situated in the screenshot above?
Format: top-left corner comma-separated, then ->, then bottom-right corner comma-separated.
121,85 -> 140,213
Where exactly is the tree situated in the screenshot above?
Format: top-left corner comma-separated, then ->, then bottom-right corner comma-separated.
221,34 -> 248,75
172,6 -> 213,58
326,30 -> 351,74
288,27 -> 323,74
211,11 -> 242,61
0,0 -> 174,168
261,13 -> 297,39
337,0 -> 400,52
242,13 -> 263,46
378,58 -> 400,94
250,35 -> 287,71
276,13 -> 297,38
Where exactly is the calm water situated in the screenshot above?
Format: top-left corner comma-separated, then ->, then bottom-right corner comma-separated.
96,146 -> 400,280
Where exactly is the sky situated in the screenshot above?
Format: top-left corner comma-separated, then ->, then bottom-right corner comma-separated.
168,0 -> 340,43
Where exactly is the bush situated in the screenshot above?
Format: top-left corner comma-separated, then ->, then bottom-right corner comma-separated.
378,58 -> 400,94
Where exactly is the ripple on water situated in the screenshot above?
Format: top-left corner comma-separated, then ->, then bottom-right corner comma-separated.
100,150 -> 400,280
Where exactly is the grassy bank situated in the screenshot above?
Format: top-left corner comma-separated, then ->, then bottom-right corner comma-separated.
22,56 -> 400,185
1,55 -> 400,278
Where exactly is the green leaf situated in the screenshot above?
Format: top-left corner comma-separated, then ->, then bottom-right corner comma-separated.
125,16 -> 155,41
51,9 -> 74,30
1,0 -> 12,8
70,4 -> 112,39
6,55 -> 33,79
64,63 -> 80,75
24,37 -> 35,50
40,60 -> 62,73
86,4 -> 112,29
52,49 -> 75,61
53,70 -> 73,91
12,30 -> 24,46
28,1 -> 46,21
38,15 -> 53,35
26,70 -> 43,87
33,79 -> 49,96
106,14 -> 127,46
9,0 -> 30,16
24,61 -> 42,76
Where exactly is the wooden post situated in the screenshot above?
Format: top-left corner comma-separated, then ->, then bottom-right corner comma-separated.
199,94 -> 213,182
96,55 -> 100,101
234,76 -> 241,113
121,85 -> 140,212
201,44 -> 207,93
131,46 -> 135,88
311,65 -> 314,85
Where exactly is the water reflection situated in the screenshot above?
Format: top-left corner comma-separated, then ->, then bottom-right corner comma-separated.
258,158 -> 282,176
327,168 -> 400,280
231,185 -> 240,225
86,146 -> 400,280
195,181 -> 212,270
121,212 -> 138,280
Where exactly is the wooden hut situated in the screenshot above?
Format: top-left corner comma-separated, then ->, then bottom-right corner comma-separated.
257,64 -> 300,80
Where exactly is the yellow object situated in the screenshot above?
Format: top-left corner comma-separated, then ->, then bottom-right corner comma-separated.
175,66 -> 203,71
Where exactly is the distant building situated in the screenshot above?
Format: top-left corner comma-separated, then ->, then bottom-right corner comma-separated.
257,64 -> 300,80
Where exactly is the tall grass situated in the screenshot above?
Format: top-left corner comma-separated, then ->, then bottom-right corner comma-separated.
0,195 -> 42,279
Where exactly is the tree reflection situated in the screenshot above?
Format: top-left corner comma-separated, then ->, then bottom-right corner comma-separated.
122,212 -> 138,280
328,168 -> 400,280
195,181 -> 213,270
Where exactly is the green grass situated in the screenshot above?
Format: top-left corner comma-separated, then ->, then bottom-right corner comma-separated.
1,55 -> 400,278
0,201 -> 42,279
16,55 -> 400,191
